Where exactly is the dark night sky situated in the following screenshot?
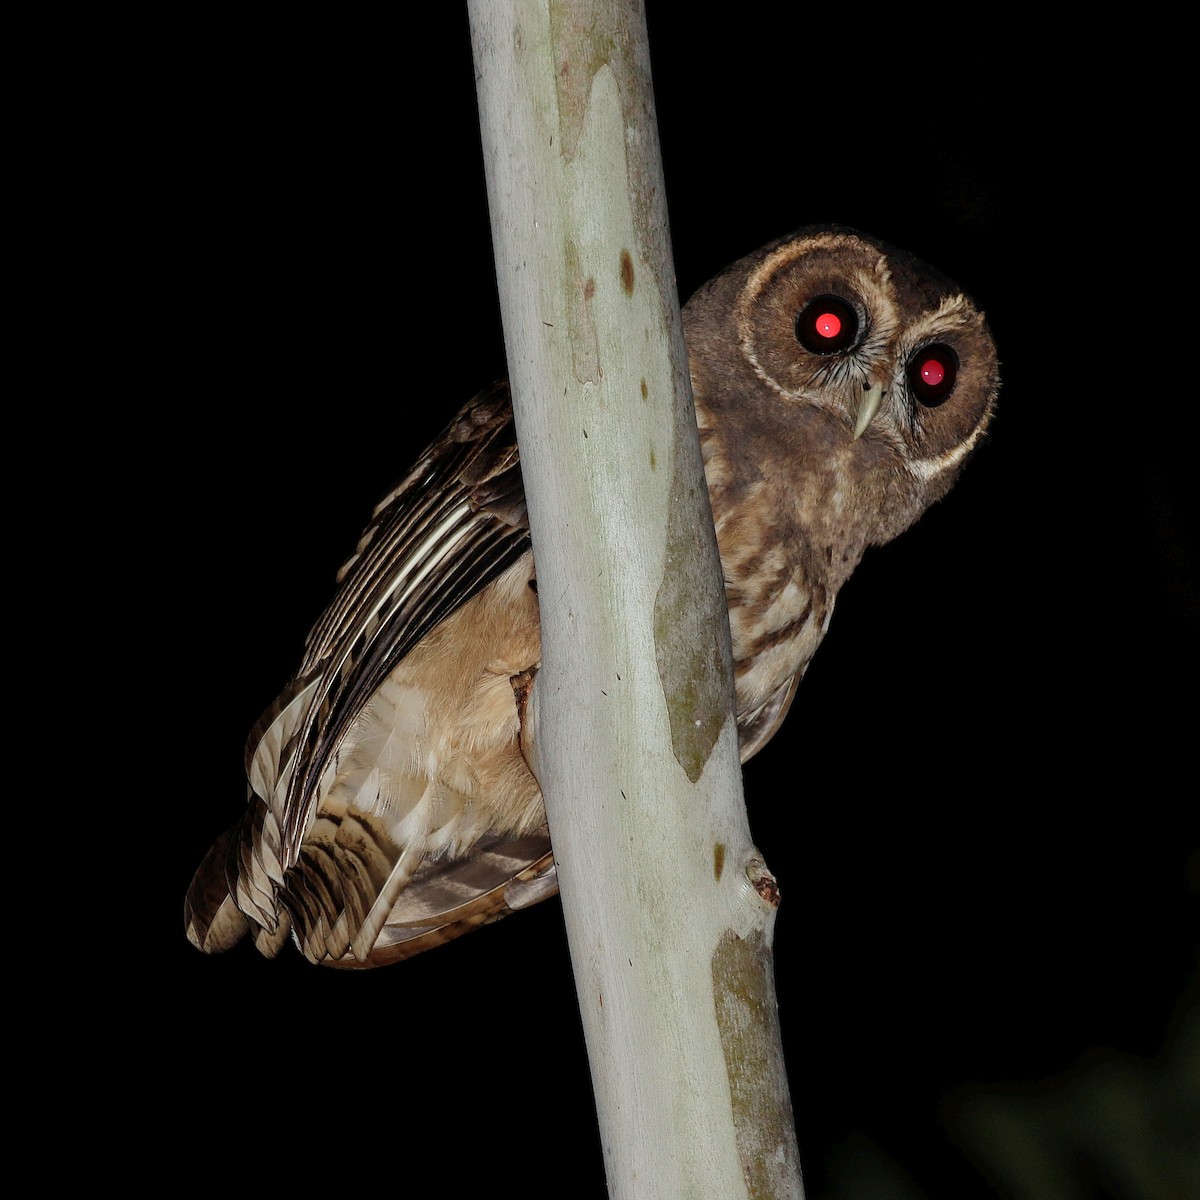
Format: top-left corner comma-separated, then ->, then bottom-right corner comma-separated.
133,9 -> 1196,1198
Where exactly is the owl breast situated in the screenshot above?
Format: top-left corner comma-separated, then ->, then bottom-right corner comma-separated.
706,472 -> 832,720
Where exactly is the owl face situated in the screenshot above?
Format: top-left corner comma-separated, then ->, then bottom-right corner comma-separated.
685,226 -> 999,549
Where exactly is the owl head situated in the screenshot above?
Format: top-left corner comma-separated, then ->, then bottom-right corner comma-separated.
683,225 -> 1000,552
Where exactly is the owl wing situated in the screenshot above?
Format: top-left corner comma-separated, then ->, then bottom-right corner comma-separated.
736,674 -> 802,764
185,382 -> 550,964
273,382 -> 529,856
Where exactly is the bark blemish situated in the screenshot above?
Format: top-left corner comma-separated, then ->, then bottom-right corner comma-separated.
712,929 -> 803,1197
652,401 -> 732,782
747,857 -> 781,909
619,248 -> 635,295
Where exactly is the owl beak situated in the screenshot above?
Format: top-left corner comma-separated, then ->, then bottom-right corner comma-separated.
852,382 -> 884,440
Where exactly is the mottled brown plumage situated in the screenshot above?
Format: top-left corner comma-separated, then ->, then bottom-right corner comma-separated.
185,226 -> 999,967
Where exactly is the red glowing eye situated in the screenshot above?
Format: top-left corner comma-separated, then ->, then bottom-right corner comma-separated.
919,358 -> 945,387
815,312 -> 842,339
906,343 -> 958,407
796,295 -> 860,355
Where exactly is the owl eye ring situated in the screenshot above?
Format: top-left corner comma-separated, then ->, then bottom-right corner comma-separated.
906,343 -> 959,407
795,294 -> 861,355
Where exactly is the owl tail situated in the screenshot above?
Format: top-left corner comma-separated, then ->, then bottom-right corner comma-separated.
184,818 -> 291,958
184,824 -> 249,953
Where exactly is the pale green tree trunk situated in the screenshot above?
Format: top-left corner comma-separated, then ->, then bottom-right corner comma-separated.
469,4 -> 804,1197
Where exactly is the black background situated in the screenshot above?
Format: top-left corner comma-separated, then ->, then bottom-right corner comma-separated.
137,8 -> 1196,1197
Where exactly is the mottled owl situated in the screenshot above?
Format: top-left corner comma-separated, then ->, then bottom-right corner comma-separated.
185,225 -> 1000,967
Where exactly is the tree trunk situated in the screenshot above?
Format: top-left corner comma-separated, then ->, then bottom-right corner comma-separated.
469,4 -> 804,1196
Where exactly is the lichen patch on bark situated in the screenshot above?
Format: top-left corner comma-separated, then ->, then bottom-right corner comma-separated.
712,929 -> 805,1198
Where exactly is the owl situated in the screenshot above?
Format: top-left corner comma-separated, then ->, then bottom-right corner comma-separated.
185,225 -> 999,968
